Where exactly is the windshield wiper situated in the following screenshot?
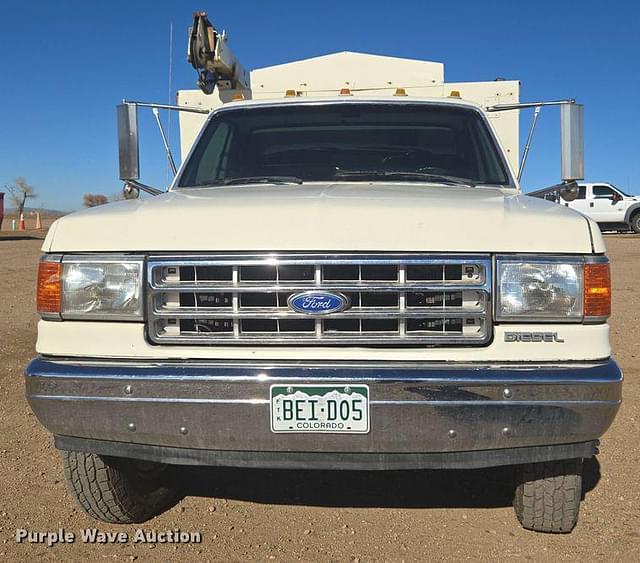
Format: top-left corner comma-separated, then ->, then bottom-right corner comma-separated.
222,176 -> 304,186
334,170 -> 476,187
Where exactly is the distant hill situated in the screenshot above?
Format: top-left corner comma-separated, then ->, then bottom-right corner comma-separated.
3,207 -> 67,216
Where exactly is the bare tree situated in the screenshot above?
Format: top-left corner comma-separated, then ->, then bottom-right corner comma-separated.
5,177 -> 37,216
83,194 -> 109,207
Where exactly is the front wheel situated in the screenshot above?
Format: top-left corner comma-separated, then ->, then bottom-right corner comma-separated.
629,213 -> 640,234
62,451 -> 183,524
513,458 -> 583,533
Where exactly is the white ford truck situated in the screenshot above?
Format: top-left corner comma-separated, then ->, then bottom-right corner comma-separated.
26,13 -> 621,533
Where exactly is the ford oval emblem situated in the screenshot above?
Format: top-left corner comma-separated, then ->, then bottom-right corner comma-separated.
288,291 -> 349,315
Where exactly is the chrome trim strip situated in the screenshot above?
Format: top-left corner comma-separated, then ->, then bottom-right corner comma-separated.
150,282 -> 484,292
32,396 -> 271,404
31,395 -> 620,407
61,254 -> 147,263
26,357 -> 622,385
40,254 -> 64,263
148,334 -> 490,345
147,252 -> 491,259
150,309 -> 486,319
495,254 -> 608,264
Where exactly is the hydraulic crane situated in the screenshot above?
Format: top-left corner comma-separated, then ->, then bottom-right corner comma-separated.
187,12 -> 250,95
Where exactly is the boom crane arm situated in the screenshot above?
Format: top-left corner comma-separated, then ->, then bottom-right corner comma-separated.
187,12 -> 250,95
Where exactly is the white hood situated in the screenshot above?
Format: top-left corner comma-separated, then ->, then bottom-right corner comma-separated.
44,183 -> 598,254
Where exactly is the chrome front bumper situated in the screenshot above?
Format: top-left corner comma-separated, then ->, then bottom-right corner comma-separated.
25,357 -> 622,469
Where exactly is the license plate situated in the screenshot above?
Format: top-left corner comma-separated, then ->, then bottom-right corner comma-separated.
270,384 -> 370,434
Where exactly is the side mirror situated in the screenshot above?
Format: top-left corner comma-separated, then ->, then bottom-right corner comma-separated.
117,103 -> 140,181
116,103 -> 163,197
560,104 -> 584,182
559,180 -> 579,202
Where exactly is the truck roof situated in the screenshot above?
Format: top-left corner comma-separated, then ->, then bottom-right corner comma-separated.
210,95 -> 485,111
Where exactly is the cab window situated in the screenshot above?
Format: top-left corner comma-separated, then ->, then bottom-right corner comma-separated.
593,185 -> 616,199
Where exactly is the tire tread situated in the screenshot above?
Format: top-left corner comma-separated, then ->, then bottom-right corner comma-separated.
513,458 -> 582,533
62,451 -> 180,524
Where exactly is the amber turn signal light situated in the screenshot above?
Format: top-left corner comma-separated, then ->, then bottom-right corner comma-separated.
584,262 -> 611,318
37,260 -> 62,314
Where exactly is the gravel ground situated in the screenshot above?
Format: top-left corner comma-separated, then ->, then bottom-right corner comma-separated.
0,231 -> 638,561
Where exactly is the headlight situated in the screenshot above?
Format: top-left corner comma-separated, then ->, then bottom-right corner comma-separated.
497,257 -> 611,322
37,255 -> 144,320
497,259 -> 583,321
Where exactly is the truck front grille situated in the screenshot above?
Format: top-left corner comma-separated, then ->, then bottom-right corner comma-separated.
147,254 -> 492,346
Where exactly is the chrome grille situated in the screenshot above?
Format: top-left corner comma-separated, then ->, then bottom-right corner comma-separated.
147,254 -> 492,345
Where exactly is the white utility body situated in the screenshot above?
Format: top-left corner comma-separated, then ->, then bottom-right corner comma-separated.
177,51 -> 520,171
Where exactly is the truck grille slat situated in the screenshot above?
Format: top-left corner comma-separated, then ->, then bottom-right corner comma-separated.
147,254 -> 492,346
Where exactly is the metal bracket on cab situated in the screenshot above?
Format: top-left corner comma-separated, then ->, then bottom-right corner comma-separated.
122,179 -> 164,200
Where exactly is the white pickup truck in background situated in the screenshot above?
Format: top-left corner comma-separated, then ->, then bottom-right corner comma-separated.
530,181 -> 640,233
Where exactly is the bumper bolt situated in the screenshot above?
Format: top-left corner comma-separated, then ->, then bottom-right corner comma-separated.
124,385 -> 133,395
503,388 -> 512,399
502,427 -> 512,437
179,426 -> 189,435
448,429 -> 457,439
127,423 -> 136,432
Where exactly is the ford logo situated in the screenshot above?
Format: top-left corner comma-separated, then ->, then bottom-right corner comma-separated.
288,291 -> 349,315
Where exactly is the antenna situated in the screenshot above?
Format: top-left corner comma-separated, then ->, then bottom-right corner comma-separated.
167,22 -> 174,182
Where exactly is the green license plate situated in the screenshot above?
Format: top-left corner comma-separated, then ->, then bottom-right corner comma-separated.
270,384 -> 370,434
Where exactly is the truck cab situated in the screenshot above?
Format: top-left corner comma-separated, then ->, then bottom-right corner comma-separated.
25,13 -> 621,535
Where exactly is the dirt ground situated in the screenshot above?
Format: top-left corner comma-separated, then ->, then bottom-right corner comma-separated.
1,230 -> 638,561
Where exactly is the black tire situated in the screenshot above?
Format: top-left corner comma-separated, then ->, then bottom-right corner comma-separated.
62,450 -> 183,524
513,458 -> 583,533
630,213 -> 640,234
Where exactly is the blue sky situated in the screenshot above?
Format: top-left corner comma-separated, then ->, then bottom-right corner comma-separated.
1,0 -> 638,211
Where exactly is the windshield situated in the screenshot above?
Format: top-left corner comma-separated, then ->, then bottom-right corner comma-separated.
177,103 -> 512,188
